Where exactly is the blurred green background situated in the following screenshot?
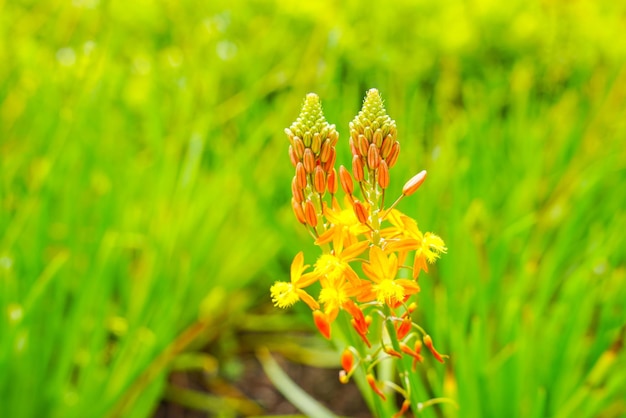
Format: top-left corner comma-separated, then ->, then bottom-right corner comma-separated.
1,0 -> 625,417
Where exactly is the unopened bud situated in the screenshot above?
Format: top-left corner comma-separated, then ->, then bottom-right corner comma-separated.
380,134 -> 393,158
313,166 -> 326,194
291,199 -> 306,224
352,155 -> 364,182
373,128 -> 383,148
303,131 -> 312,147
327,168 -> 338,194
357,134 -> 369,156
386,141 -> 400,168
284,127 -> 294,140
313,310 -> 331,339
311,133 -> 322,154
353,200 -> 368,224
366,374 -> 387,401
402,170 -> 427,196
423,335 -> 445,363
339,370 -> 349,384
349,138 -> 359,156
341,348 -> 354,373
329,129 -> 339,146
295,162 -> 307,189
339,165 -> 354,195
364,126 -> 373,142
303,148 -> 315,173
319,138 -> 331,162
323,148 -> 336,172
367,143 -> 380,170
291,177 -> 304,203
378,160 -> 389,189
293,137 -> 305,159
288,145 -> 298,167
304,200 -> 317,227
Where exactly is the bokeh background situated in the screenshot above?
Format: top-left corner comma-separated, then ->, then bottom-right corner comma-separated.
1,0 -> 625,417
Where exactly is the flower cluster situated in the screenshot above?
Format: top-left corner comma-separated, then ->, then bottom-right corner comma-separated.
271,89 -> 447,414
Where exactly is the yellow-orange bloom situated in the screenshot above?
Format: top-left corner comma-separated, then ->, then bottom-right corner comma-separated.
315,198 -> 370,252
360,246 -> 419,306
270,252 -> 319,310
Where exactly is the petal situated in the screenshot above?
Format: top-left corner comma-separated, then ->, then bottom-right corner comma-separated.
291,252 -> 304,282
341,240 -> 370,261
297,289 -> 320,310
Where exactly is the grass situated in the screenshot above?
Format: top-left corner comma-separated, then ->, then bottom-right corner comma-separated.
1,0 -> 625,417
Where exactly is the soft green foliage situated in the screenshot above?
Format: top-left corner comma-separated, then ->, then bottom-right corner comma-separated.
1,0 -> 625,417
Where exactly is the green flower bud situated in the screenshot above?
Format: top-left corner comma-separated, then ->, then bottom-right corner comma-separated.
288,93 -> 338,157
351,88 -> 397,142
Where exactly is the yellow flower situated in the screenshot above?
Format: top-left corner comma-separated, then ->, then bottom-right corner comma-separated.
360,246 -> 420,306
315,198 -> 370,252
313,240 -> 369,284
270,252 -> 319,310
382,210 -> 447,278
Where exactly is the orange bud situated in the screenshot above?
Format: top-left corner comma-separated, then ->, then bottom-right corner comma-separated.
353,200 -> 368,224
341,348 -> 354,373
364,126 -> 373,141
366,374 -> 387,401
383,347 -> 403,358
339,165 -> 354,195
402,170 -> 427,196
323,148 -> 336,172
423,335 -> 445,363
329,129 -> 339,146
357,134 -> 369,157
291,199 -> 306,224
291,177 -> 304,203
378,160 -> 389,189
352,155 -> 364,182
319,138 -> 331,162
380,134 -> 393,158
313,310 -> 331,339
327,168 -> 338,194
303,131 -> 312,147
293,137 -> 305,159
367,143 -> 380,170
373,128 -> 383,148
311,133 -> 322,154
295,162 -> 307,189
304,200 -> 317,227
284,127 -> 294,141
396,316 -> 412,340
289,146 -> 298,167
386,141 -> 400,168
303,148 -> 315,173
349,138 -> 359,157
313,166 -> 326,194
392,400 -> 411,418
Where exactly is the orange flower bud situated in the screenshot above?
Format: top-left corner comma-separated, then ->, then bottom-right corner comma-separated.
423,335 -> 445,363
327,168 -> 338,194
341,348 -> 354,373
357,134 -> 369,156
303,131 -> 312,147
396,316 -> 412,340
366,374 -> 387,401
392,400 -> 411,418
339,165 -> 354,195
304,200 -> 317,227
402,170 -> 427,196
386,141 -> 400,168
313,310 -> 331,339
367,143 -> 380,170
329,129 -> 339,146
291,177 -> 304,203
288,145 -> 298,167
284,127 -> 294,141
303,148 -> 315,173
364,126 -> 373,142
380,134 -> 393,158
323,148 -> 336,172
373,128 -> 383,148
313,166 -> 326,194
295,162 -> 307,189
311,133 -> 322,154
349,138 -> 359,157
352,155 -> 364,182
293,136 -> 305,159
353,200 -> 368,224
383,346 -> 403,358
291,199 -> 306,224
377,160 -> 389,189
319,138 -> 331,162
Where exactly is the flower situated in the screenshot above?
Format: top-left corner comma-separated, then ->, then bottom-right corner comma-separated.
315,198 -> 370,251
270,252 -> 319,310
360,246 -> 420,306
